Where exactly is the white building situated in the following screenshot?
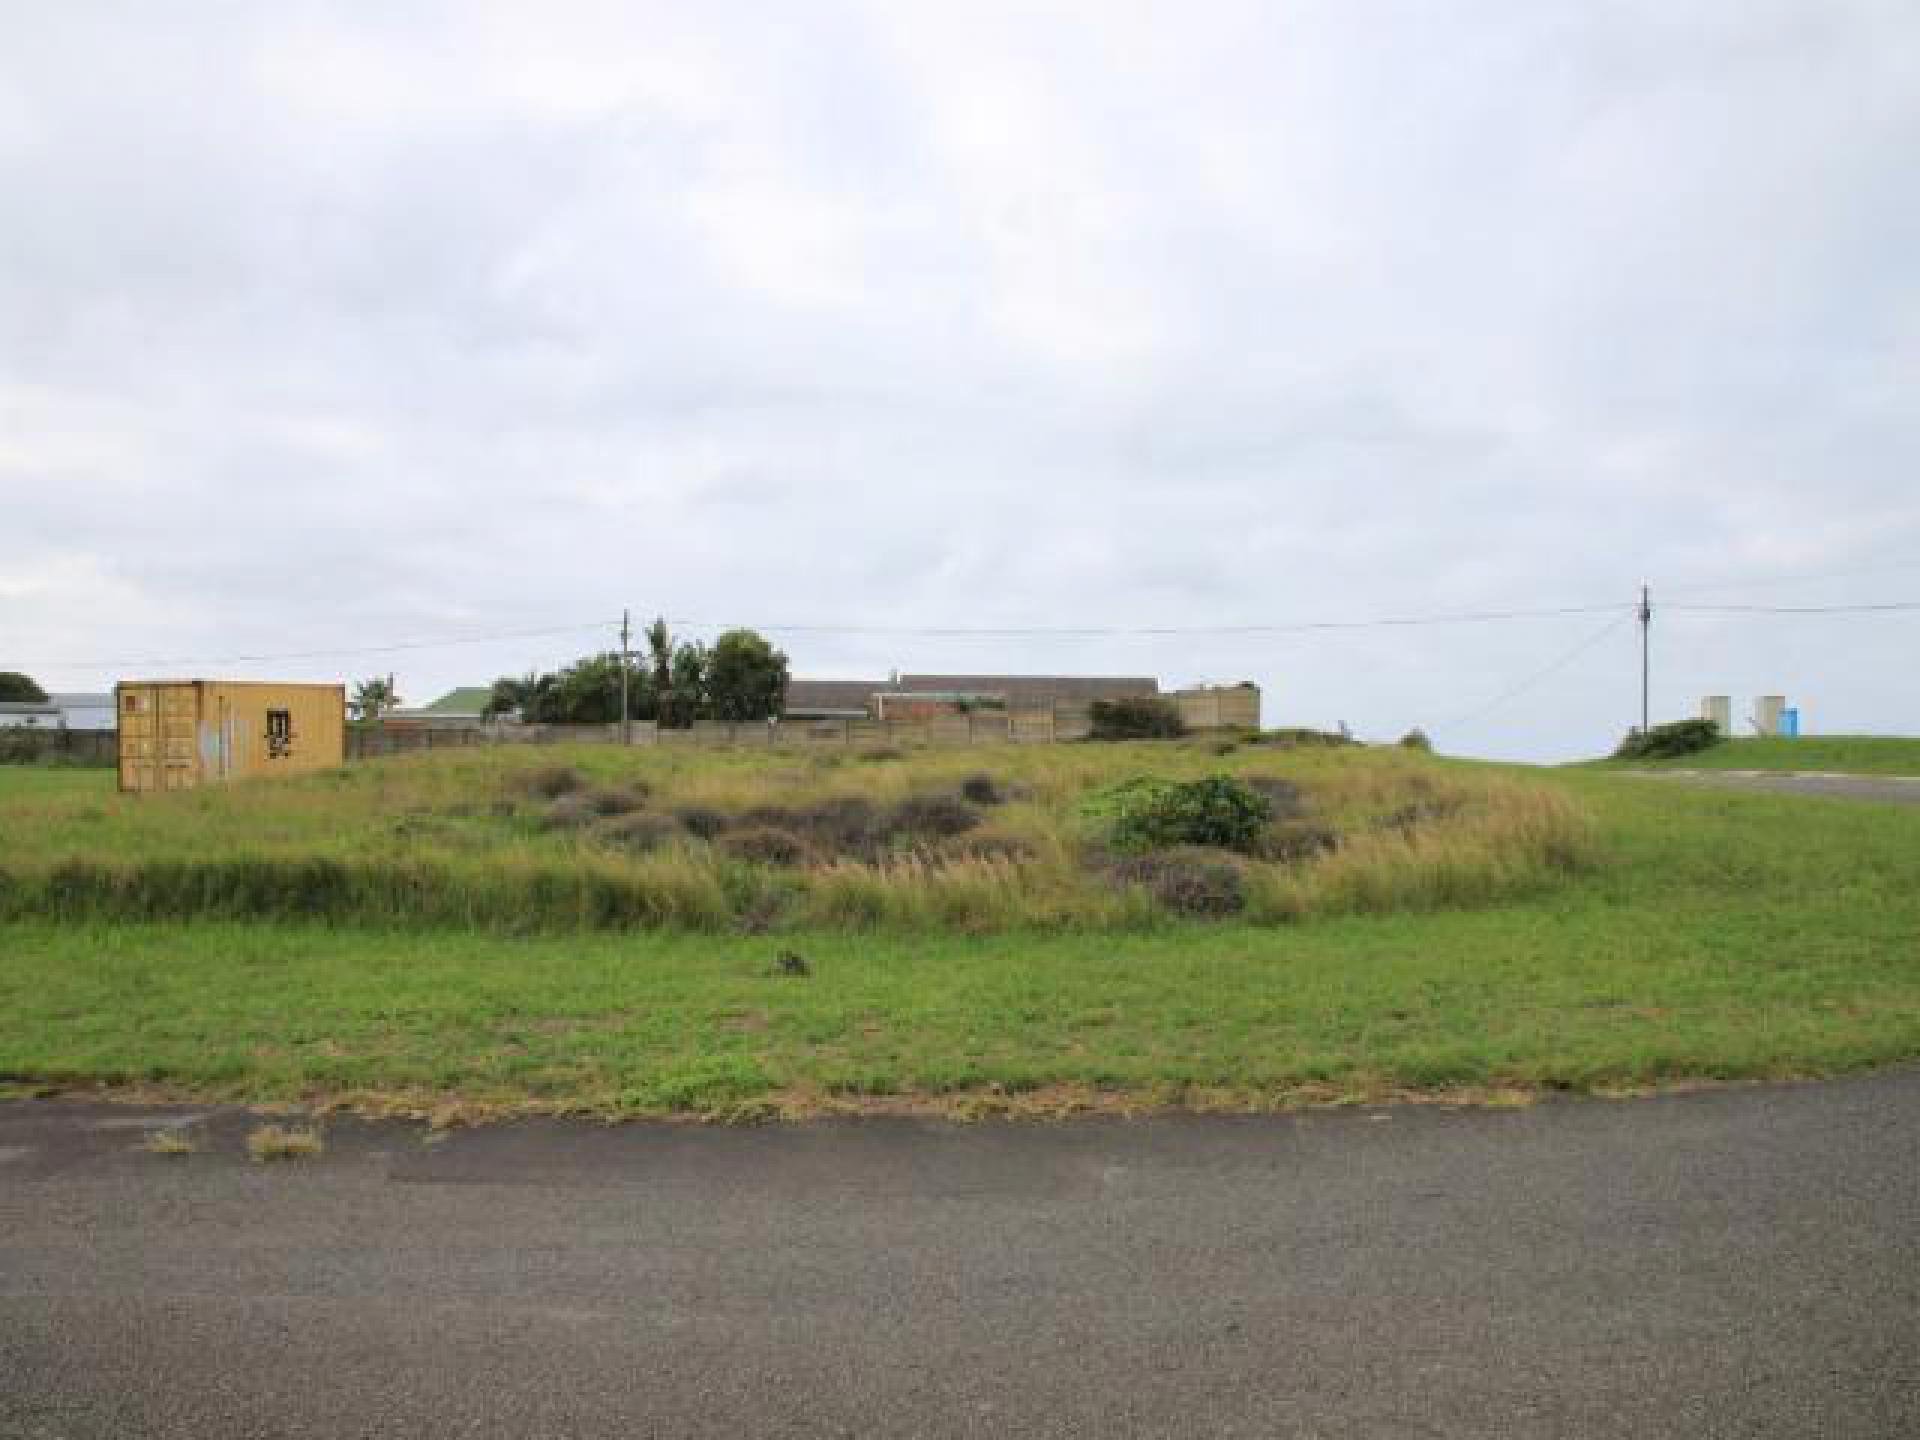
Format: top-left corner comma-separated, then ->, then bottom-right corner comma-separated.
50,693 -> 116,731
0,701 -> 61,728
0,694 -> 115,730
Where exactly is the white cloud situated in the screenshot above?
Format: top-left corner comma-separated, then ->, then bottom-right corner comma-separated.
1,1 -> 1916,755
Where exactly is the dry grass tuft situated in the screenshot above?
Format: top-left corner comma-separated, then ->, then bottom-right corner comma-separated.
246,1123 -> 325,1162
141,1128 -> 197,1155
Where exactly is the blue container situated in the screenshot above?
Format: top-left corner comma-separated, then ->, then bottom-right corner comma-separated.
1781,707 -> 1800,738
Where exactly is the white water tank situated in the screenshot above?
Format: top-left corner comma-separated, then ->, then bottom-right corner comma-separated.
1699,696 -> 1731,735
1753,695 -> 1786,737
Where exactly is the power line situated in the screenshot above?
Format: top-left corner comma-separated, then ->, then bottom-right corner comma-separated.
1429,613 -> 1634,736
1665,600 -> 1920,616
665,602 -> 1630,639
18,619 -> 622,672
13,601 -> 1635,673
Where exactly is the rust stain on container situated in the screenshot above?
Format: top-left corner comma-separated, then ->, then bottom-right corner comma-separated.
116,680 -> 346,792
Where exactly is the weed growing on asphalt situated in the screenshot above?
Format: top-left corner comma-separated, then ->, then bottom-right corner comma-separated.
246,1124 -> 324,1162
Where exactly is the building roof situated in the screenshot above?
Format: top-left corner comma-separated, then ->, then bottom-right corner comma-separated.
895,674 -> 1158,707
0,701 -> 59,715
784,679 -> 887,714
49,693 -> 113,708
418,687 -> 493,716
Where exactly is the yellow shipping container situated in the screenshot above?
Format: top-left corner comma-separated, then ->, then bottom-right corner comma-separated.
116,680 -> 346,792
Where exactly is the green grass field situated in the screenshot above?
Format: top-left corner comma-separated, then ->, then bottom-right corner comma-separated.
1596,735 -> 1920,775
2,742 -> 1917,1117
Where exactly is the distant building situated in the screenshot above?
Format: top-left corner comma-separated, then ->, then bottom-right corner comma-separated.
50,693 -> 116,731
0,694 -> 113,730
0,701 -> 62,729
782,679 -> 888,721
384,687 -> 492,729
783,674 -> 1160,722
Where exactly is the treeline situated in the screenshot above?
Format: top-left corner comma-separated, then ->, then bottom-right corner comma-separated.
485,621 -> 789,727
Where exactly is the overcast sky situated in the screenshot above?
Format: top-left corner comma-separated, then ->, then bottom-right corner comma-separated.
3,2 -> 1916,759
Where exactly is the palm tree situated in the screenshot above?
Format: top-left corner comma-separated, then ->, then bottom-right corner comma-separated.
349,676 -> 398,723
646,617 -> 675,724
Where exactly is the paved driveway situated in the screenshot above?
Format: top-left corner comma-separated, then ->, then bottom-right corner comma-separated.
4,1070 -> 1917,1438
1627,769 -> 1920,804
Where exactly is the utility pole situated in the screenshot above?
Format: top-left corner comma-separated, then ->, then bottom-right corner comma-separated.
1637,583 -> 1652,735
619,609 -> 632,747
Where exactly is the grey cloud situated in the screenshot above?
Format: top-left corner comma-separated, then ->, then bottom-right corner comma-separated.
2,1 -> 1917,754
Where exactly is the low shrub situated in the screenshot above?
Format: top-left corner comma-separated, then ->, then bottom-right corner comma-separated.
1108,849 -> 1248,917
516,765 -> 583,799
1243,775 -> 1308,819
1253,820 -> 1341,865
887,793 -> 982,839
1088,697 -> 1186,741
854,746 -> 905,763
1090,775 -> 1273,853
582,785 -> 647,817
741,797 -> 880,859
1613,717 -> 1724,761
1250,728 -> 1358,749
958,772 -> 1005,805
1399,728 -> 1433,752
595,811 -> 681,854
722,826 -> 812,867
542,793 -> 599,830
674,804 -> 730,840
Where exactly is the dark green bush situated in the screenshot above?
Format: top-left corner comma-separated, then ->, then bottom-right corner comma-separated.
1399,728 -> 1433,752
1088,697 -> 1186,741
1090,775 -> 1273,853
1612,718 -> 1724,761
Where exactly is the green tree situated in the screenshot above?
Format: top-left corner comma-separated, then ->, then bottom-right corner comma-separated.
548,654 -> 627,724
0,672 -> 47,703
349,676 -> 399,723
483,674 -> 538,721
705,629 -> 790,722
662,641 -> 708,728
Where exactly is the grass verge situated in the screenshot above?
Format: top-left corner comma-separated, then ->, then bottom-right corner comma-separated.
1,755 -> 1914,1118
1592,735 -> 1920,775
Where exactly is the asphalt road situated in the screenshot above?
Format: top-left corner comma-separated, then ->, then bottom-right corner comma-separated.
4,1072 -> 1917,1438
1627,769 -> 1920,805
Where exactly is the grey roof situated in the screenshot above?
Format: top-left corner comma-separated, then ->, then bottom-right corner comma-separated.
784,679 -> 887,713
895,674 -> 1158,707
49,693 -> 113,707
0,700 -> 59,713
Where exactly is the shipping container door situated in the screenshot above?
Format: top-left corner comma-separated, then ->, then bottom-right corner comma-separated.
117,686 -> 159,791
160,686 -> 200,789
